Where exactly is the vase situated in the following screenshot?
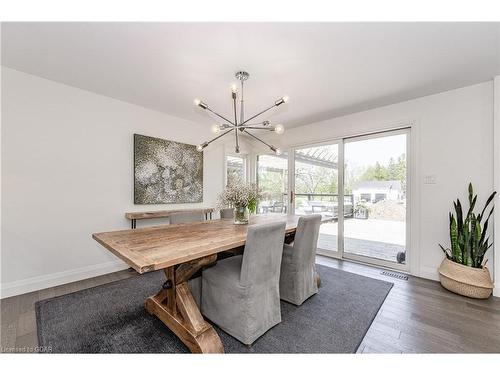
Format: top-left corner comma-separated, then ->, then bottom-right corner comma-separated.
438,258 -> 494,299
233,206 -> 249,225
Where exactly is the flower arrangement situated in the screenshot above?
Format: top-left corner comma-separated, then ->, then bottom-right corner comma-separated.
217,183 -> 261,211
217,183 -> 261,224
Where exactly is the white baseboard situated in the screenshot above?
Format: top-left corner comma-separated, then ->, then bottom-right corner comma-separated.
417,266 -> 440,281
0,260 -> 129,299
494,287 -> 500,298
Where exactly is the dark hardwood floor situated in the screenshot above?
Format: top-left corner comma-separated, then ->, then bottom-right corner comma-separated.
1,256 -> 500,353
315,257 -> 500,353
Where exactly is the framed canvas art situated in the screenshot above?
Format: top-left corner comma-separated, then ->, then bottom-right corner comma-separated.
134,134 -> 203,204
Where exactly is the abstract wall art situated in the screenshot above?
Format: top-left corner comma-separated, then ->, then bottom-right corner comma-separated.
134,134 -> 203,204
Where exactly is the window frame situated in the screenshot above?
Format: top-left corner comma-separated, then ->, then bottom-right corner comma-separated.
224,153 -> 248,186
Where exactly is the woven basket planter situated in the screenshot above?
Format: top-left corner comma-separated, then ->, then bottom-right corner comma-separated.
438,258 -> 494,299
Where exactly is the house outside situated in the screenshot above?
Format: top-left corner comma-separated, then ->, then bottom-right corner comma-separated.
352,180 -> 403,203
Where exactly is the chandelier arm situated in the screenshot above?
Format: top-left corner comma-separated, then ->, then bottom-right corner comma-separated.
220,123 -> 237,130
242,130 -> 276,152
205,128 -> 235,146
239,104 -> 276,127
243,121 -> 268,126
206,107 -> 235,126
243,126 -> 276,131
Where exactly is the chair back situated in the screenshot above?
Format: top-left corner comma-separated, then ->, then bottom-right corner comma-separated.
240,221 -> 286,286
292,214 -> 322,265
220,208 -> 234,219
169,211 -> 205,224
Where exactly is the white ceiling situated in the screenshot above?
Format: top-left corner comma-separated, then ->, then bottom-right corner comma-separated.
2,22 -> 499,129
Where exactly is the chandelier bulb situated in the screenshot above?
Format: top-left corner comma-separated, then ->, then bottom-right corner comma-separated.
211,124 -> 221,134
275,96 -> 290,106
270,145 -> 282,155
274,124 -> 285,135
196,142 -> 208,152
194,98 -> 208,109
231,83 -> 238,93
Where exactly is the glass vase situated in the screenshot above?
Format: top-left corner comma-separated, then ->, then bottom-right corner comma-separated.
233,206 -> 249,225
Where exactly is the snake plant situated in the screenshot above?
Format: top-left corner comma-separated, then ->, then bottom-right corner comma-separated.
439,183 -> 496,268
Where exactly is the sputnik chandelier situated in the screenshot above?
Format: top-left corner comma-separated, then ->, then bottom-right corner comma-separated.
195,71 -> 288,155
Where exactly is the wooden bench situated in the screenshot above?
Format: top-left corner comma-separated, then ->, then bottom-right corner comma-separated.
125,208 -> 215,229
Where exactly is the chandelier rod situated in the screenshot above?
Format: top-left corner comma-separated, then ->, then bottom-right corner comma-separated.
239,103 -> 276,127
240,79 -> 245,124
235,124 -> 240,153
233,90 -> 239,153
200,128 -> 235,150
206,107 -> 235,126
243,126 -> 276,131
242,129 -> 278,153
232,92 -> 238,126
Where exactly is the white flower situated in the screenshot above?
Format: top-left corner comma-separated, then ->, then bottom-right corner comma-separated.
217,183 -> 262,209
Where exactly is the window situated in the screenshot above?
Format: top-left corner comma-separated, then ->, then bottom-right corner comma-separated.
226,155 -> 246,186
360,193 -> 371,202
256,154 -> 288,213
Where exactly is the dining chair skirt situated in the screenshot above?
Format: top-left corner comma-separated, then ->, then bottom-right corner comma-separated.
279,214 -> 322,305
201,221 -> 286,345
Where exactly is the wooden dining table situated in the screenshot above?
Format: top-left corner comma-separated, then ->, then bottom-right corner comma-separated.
92,213 -> 307,353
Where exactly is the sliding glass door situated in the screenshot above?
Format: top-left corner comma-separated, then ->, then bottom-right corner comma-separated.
289,128 -> 410,270
291,142 -> 342,257
343,130 -> 409,269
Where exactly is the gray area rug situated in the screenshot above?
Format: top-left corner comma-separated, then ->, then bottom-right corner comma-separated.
36,264 -> 393,353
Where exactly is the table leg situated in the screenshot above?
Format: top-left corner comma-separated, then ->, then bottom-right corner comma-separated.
145,255 -> 223,353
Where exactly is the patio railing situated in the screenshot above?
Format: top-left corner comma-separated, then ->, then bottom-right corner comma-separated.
257,193 -> 354,218
294,193 -> 354,218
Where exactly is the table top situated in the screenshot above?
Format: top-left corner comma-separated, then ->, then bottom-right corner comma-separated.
93,214 -> 301,273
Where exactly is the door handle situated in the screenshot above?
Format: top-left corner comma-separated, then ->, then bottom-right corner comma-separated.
290,191 -> 294,204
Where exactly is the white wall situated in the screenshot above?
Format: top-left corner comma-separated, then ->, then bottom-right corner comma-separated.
494,76 -> 500,297
261,82 -> 495,285
1,67 -> 226,297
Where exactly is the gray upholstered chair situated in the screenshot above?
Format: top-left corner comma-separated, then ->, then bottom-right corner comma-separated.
169,211 -> 205,224
220,208 -> 234,219
201,221 -> 286,345
279,214 -> 321,306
